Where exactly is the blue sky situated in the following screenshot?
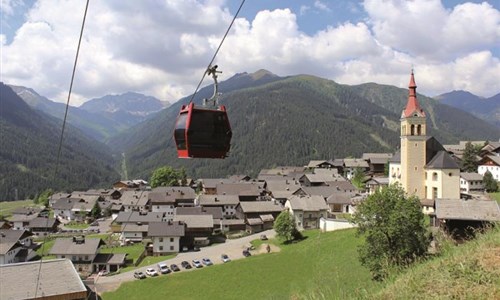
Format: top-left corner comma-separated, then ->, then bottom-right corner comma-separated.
1,0 -> 499,104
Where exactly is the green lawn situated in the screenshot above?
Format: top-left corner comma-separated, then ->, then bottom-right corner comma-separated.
102,229 -> 381,300
489,192 -> 500,203
100,243 -> 147,265
65,222 -> 90,229
0,200 -> 39,218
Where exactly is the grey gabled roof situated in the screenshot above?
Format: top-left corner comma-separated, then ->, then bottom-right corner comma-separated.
480,155 -> 500,166
390,150 -> 401,163
460,172 -> 483,181
238,201 -> 283,214
114,211 -> 165,224
49,238 -> 103,255
0,229 -> 33,243
198,194 -> 240,206
27,217 -> 58,228
148,221 -> 185,237
0,259 -> 87,300
425,151 -> 460,169
287,195 -> 329,211
435,199 -> 500,221
173,215 -> 214,229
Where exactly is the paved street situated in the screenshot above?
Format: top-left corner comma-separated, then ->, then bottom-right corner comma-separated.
94,229 -> 277,295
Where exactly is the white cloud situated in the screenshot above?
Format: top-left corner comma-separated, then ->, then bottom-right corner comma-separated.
1,0 -> 499,106
314,1 -> 331,12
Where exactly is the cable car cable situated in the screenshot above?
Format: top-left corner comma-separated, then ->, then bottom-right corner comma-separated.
187,0 -> 246,105
34,0 -> 90,298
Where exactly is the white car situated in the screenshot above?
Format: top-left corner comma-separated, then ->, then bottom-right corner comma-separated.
221,254 -> 231,263
158,263 -> 171,274
146,267 -> 158,277
192,259 -> 203,268
202,258 -> 213,266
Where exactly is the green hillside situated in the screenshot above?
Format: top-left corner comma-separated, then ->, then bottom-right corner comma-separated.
0,83 -> 120,200
112,72 -> 499,180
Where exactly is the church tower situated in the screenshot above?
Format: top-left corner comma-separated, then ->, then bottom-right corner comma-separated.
400,71 -> 426,199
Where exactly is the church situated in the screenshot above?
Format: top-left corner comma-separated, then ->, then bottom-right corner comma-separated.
389,72 -> 460,201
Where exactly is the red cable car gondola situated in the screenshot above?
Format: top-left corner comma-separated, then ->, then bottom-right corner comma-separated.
174,66 -> 232,159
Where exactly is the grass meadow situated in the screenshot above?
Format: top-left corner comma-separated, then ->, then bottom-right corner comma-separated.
102,229 -> 381,300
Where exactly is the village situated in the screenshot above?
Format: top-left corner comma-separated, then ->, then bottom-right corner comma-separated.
1,73 -> 500,299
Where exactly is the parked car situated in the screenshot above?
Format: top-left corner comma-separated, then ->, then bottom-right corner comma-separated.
221,254 -> 231,263
98,270 -> 109,276
202,258 -> 213,266
192,259 -> 203,268
158,263 -> 171,274
134,271 -> 146,279
181,246 -> 189,252
146,267 -> 158,276
181,261 -> 192,269
243,249 -> 251,257
193,246 -> 200,252
170,264 -> 180,272
260,234 -> 268,240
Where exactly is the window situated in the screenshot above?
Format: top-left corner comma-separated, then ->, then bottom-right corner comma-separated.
432,172 -> 438,181
170,238 -> 174,242
411,124 -> 415,135
417,125 -> 422,135
159,246 -> 163,251
170,246 -> 174,251
433,187 -> 438,199
159,238 -> 163,242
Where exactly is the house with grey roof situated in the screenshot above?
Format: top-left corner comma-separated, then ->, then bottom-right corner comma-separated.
147,221 -> 185,255
266,179 -> 302,205
52,195 -> 99,222
460,172 -> 484,193
478,155 -> 500,182
362,153 -> 393,175
306,160 -> 336,169
173,214 -> 214,247
236,201 -> 283,233
216,182 -> 265,201
0,229 -> 35,265
365,177 -> 390,194
8,213 -> 39,231
0,259 -> 88,300
118,190 -> 150,212
49,236 -> 122,276
120,223 -> 149,243
198,194 -> 240,218
433,199 -> 500,238
151,186 -> 196,207
285,195 -> 329,230
199,178 -> 235,194
299,169 -> 346,187
26,217 -> 60,236
343,158 -> 370,180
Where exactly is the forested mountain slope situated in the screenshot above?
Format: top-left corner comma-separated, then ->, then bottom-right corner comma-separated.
0,83 -> 120,201
111,71 -> 499,180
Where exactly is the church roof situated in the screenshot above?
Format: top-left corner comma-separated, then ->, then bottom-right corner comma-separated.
426,137 -> 446,164
425,151 -> 460,169
402,71 -> 426,118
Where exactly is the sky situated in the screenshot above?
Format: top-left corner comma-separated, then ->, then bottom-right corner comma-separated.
1,0 -> 499,106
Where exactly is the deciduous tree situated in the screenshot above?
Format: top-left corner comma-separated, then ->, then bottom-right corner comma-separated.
274,210 -> 301,243
483,171 -> 498,192
351,184 -> 430,280
150,166 -> 186,188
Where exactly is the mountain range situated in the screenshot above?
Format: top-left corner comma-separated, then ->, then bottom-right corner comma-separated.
10,86 -> 169,142
2,70 -> 499,200
435,90 -> 500,128
109,70 -> 500,179
0,83 -> 120,201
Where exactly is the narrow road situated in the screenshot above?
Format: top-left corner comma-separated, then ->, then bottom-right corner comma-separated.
95,229 -> 276,295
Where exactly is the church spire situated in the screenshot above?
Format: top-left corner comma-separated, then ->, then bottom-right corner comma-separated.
402,70 -> 425,118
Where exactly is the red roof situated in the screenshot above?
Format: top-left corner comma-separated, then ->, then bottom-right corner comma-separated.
402,71 -> 425,118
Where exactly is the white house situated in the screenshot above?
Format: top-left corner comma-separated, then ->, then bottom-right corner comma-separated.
460,172 -> 484,193
285,195 -> 329,230
478,155 -> 500,182
0,230 -> 35,265
148,221 -> 185,255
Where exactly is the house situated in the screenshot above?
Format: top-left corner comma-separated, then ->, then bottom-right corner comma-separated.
362,153 -> 393,175
173,214 -> 214,247
199,178 -> 235,195
148,191 -> 175,216
216,182 -> 265,201
0,230 -> 36,265
8,213 -> 39,231
219,219 -> 246,233
0,221 -> 12,229
113,179 -> 148,189
299,169 -> 345,187
52,195 -> 99,221
118,190 -> 150,212
365,177 -> 390,194
285,195 -> 329,230
389,72 -> 461,201
49,192 -> 71,207
26,217 -> 60,236
113,211 -> 166,232
266,179 -> 302,205
147,221 -> 185,255
326,191 -> 359,214
460,172 -> 484,193
479,141 -> 500,157
433,199 -> 500,238
49,236 -> 125,275
235,201 -> 283,233
0,259 -> 88,300
306,160 -> 336,169
343,158 -> 369,180
478,155 -> 500,182
228,174 -> 252,182
257,166 -> 306,182
120,223 -> 149,243
152,186 -> 196,207
198,194 -> 240,218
